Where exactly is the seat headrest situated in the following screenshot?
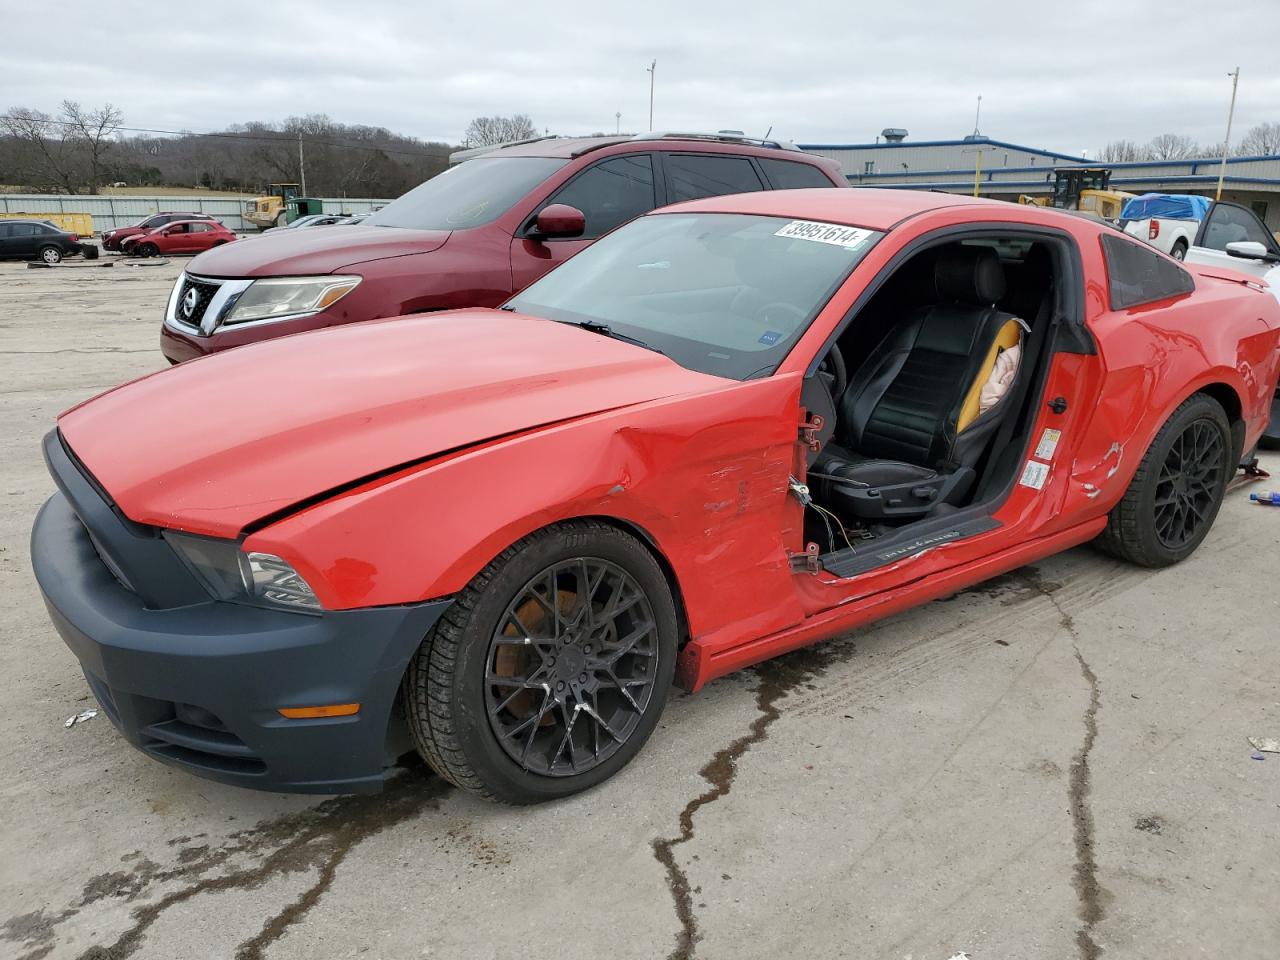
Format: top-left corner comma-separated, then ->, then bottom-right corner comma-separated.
934,247 -> 1006,304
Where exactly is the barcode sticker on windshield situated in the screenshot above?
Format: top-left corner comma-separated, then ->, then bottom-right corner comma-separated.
775,220 -> 873,249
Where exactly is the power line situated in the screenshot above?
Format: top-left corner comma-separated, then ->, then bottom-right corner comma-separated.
0,114 -> 452,159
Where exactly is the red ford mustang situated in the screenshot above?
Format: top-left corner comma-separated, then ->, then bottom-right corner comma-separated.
32,189 -> 1280,802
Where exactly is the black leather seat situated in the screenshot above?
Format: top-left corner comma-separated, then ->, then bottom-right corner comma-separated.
812,247 -> 1019,521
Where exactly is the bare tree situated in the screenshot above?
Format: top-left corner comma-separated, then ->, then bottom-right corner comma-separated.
1145,133 -> 1200,161
60,100 -> 122,192
463,114 -> 537,147
1098,139 -> 1142,162
1239,121 -> 1280,156
0,106 -> 84,193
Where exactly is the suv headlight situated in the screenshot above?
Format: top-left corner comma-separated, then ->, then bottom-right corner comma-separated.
221,275 -> 361,326
164,532 -> 321,612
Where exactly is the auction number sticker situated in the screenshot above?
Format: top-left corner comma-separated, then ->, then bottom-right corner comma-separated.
775,220 -> 873,249
1019,459 -> 1050,490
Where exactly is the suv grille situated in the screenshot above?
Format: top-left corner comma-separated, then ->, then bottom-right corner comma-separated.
174,275 -> 222,330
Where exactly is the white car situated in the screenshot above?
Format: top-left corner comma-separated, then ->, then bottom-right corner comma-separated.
1185,200 -> 1280,447
1120,193 -> 1210,260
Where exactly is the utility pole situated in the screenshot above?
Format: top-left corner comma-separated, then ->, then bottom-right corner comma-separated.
298,130 -> 307,195
1216,67 -> 1240,201
647,60 -> 657,131
616,111 -> 621,134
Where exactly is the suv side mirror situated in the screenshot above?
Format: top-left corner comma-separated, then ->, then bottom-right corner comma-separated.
1225,240 -> 1276,262
531,204 -> 586,240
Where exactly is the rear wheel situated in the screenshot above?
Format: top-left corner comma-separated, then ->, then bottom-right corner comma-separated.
275,212 -> 288,229
403,521 -> 677,803
1094,394 -> 1230,567
39,245 -> 62,264
1170,240 -> 1188,261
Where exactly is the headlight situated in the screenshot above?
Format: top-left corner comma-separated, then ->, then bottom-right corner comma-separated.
163,532 -> 321,612
221,275 -> 361,325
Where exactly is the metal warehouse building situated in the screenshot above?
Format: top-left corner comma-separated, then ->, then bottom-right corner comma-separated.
800,134 -> 1280,232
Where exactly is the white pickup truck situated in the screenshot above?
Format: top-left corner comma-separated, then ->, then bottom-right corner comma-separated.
1185,200 -> 1280,447
1120,193 -> 1211,260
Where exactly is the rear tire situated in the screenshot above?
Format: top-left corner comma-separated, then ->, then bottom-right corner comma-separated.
275,212 -> 288,229
39,245 -> 62,264
1094,394 -> 1231,567
402,520 -> 677,804
1170,240 -> 1188,261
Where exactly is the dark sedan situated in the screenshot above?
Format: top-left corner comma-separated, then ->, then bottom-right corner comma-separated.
0,220 -> 85,263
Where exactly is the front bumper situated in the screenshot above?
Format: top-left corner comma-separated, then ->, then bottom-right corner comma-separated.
32,432 -> 451,794
160,306 -> 338,363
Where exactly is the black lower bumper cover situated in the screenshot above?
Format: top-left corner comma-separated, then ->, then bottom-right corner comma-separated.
32,492 -> 450,794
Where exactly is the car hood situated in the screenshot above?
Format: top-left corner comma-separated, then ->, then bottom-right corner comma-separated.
58,309 -> 723,538
187,224 -> 451,278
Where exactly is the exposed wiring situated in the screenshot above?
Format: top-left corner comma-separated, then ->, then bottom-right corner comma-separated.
789,477 -> 857,554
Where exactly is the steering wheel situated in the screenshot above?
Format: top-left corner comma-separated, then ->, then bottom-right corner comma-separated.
817,341 -> 847,402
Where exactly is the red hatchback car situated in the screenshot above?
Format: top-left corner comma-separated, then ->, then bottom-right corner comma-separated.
34,189 -> 1280,802
101,212 -> 219,251
122,219 -> 237,258
159,133 -> 846,363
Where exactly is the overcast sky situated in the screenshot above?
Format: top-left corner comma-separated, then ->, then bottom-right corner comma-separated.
7,0 -> 1278,155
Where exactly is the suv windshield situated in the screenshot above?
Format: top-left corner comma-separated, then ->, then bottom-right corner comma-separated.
368,157 -> 567,231
507,213 -> 881,380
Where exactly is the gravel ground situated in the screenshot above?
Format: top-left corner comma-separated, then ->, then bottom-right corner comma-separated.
1,256 -> 1277,960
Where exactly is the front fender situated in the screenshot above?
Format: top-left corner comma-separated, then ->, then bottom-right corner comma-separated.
245,374 -> 808,646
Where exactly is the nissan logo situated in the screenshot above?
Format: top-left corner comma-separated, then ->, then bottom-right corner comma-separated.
181,287 -> 199,319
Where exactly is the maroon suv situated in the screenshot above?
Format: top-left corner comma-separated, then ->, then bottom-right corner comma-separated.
160,134 -> 846,363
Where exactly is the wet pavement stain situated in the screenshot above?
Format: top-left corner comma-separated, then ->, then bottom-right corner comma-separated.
1016,568 -> 1106,960
1,764 -> 448,960
936,566 -> 1064,606
651,641 -> 852,960
1069,645 -> 1103,960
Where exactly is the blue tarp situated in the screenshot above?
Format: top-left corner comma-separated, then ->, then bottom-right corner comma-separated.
1120,193 -> 1211,222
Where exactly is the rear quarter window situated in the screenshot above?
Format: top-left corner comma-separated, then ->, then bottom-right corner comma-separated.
758,157 -> 838,189
664,154 -> 765,202
1101,233 -> 1194,309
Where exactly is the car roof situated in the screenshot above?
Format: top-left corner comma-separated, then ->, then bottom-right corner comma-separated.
473,134 -> 826,163
162,219 -> 225,227
657,187 -> 1029,231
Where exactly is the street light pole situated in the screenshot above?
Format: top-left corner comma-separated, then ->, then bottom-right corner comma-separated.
616,111 -> 621,134
647,60 -> 657,131
1216,67 -> 1240,202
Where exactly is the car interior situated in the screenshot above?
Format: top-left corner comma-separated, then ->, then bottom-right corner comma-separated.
800,235 -> 1063,560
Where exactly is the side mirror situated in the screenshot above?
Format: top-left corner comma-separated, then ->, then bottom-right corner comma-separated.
1224,240 -> 1274,262
531,204 -> 586,240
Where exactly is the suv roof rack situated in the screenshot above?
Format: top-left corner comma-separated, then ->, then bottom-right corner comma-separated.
629,131 -> 803,152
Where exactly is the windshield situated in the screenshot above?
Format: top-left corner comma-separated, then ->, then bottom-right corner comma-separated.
368,157 -> 567,231
507,213 -> 881,380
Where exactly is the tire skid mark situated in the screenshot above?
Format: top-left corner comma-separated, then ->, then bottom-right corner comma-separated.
1,768 -> 448,960
651,642 -> 853,960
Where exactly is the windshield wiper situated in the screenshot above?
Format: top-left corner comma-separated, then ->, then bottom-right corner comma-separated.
555,319 -> 664,356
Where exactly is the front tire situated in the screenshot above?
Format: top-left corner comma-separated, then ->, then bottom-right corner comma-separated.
403,521 -> 677,803
1094,394 -> 1231,567
136,242 -> 159,258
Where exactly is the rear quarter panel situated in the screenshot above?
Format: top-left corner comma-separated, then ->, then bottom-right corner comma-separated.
1072,251 -> 1280,519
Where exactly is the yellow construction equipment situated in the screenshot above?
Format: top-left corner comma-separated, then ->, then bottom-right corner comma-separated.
1019,167 -> 1133,221
244,183 -> 301,231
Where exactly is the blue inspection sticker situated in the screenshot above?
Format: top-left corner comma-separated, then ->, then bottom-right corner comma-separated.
758,330 -> 783,346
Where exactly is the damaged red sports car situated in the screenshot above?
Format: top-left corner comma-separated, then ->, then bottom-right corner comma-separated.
32,189 -> 1280,802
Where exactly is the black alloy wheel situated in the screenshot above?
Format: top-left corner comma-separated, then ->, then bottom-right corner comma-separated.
1152,419 -> 1224,550
485,558 -> 660,777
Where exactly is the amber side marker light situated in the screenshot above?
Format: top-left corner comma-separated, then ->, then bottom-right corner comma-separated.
278,703 -> 360,719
